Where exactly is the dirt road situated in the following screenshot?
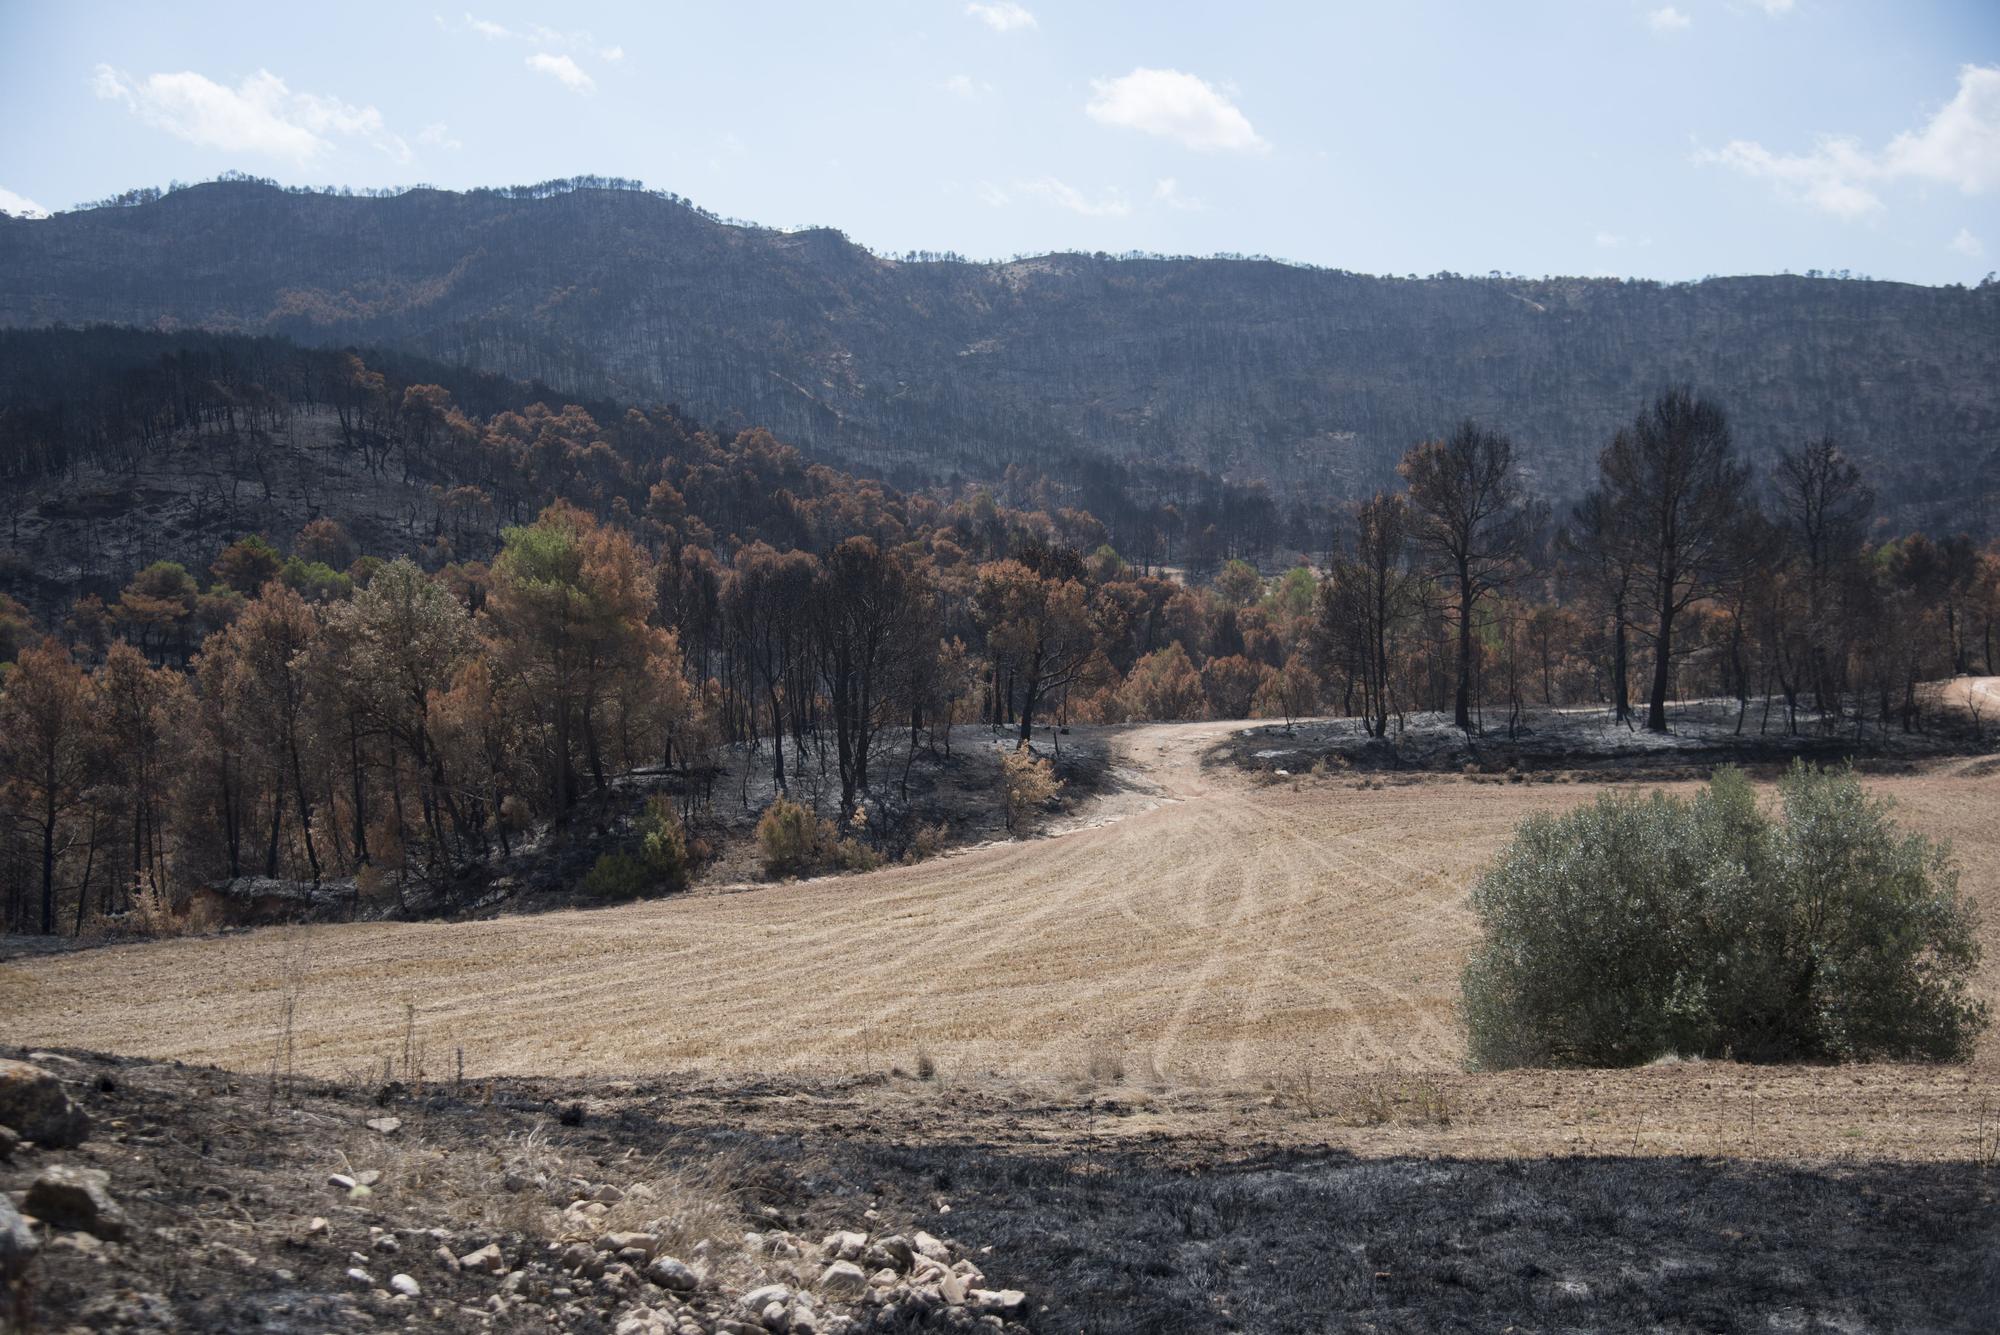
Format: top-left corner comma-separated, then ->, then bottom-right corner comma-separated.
6,717 -> 1999,1158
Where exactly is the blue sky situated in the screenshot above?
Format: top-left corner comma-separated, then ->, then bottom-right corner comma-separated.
2,1 -> 1996,284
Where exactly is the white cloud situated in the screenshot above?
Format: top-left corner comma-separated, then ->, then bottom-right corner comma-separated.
1017,177 -> 1130,217
527,52 -> 595,93
975,180 -> 1011,207
1647,7 -> 1692,33
1751,0 -> 1796,13
966,2 -> 1036,32
1881,64 -> 2000,193
1701,138 -> 1885,217
0,187 -> 49,218
454,14 -> 625,67
1152,177 -> 1205,211
1698,64 -> 2000,218
417,121 -> 463,151
92,64 -> 412,165
1951,227 -> 1986,258
940,73 -> 991,98
1086,68 -> 1269,154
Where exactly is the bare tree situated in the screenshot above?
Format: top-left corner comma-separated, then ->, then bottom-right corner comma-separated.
1600,387 -> 1751,733
1772,437 -> 1872,717
1561,486 -> 1642,725
1320,491 -> 1416,737
1400,421 -> 1534,731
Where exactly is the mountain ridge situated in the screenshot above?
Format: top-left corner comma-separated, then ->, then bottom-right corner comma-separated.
4,178 -> 1997,531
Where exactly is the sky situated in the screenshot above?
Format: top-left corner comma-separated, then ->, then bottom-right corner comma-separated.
1,1 -> 1996,285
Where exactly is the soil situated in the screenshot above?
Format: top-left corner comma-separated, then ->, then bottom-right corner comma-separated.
7,716 -> 1998,1153
4,1048 -> 1995,1333
7,705 -> 2000,1329
0,726 -> 1113,953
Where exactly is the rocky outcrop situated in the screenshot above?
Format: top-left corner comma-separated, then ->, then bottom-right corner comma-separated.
25,1164 -> 129,1241
0,1059 -> 90,1149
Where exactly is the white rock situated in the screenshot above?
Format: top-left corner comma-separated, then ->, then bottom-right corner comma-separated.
345,1266 -> 374,1286
459,1243 -> 507,1273
646,1255 -> 698,1291
598,1231 -> 660,1256
819,1230 -> 867,1262
390,1273 -> 421,1297
365,1117 -> 403,1135
615,1310 -> 671,1335
911,1231 -> 950,1262
742,1283 -> 792,1310
969,1289 -> 1026,1315
819,1260 -> 867,1300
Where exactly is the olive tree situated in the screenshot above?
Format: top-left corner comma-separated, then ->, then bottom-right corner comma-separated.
1462,764 -> 1986,1068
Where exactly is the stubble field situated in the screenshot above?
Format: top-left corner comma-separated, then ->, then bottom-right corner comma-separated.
7,716 -> 1998,1163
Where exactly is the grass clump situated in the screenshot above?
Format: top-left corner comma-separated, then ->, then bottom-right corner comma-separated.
1461,762 -> 1987,1069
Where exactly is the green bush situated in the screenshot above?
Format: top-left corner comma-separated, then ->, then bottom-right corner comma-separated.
636,795 -> 692,892
756,795 -> 825,876
1461,763 -> 1987,1068
582,851 -> 649,901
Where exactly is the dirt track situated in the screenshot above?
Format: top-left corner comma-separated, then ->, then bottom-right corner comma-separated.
6,714 -> 1999,1160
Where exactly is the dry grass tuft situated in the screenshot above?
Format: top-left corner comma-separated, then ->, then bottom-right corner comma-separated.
1341,1075 -> 1453,1128
574,1153 -> 746,1259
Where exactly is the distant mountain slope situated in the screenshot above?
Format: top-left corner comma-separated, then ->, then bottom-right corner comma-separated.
4,179 -> 1997,529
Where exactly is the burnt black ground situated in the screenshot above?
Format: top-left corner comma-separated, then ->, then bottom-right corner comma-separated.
1218,700 -> 1997,782
6,1049 -> 1995,1333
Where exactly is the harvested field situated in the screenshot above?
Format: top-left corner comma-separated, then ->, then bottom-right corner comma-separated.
6,716 -> 2000,1162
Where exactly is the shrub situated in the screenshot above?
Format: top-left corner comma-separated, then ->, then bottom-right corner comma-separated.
756,795 -> 825,876
583,851 -> 649,900
905,821 -> 951,863
1001,747 -> 1064,830
1117,644 -> 1207,721
636,795 -> 692,892
1461,763 -> 1987,1069
830,835 -> 883,872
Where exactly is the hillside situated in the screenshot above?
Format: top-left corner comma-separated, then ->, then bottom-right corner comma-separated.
4,179 -> 1998,531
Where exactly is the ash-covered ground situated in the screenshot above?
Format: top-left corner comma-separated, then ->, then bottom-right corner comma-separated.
1217,694 -> 1997,781
3,1048 -> 1995,1333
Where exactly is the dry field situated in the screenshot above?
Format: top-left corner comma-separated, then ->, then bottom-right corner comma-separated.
6,712 -> 1999,1162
